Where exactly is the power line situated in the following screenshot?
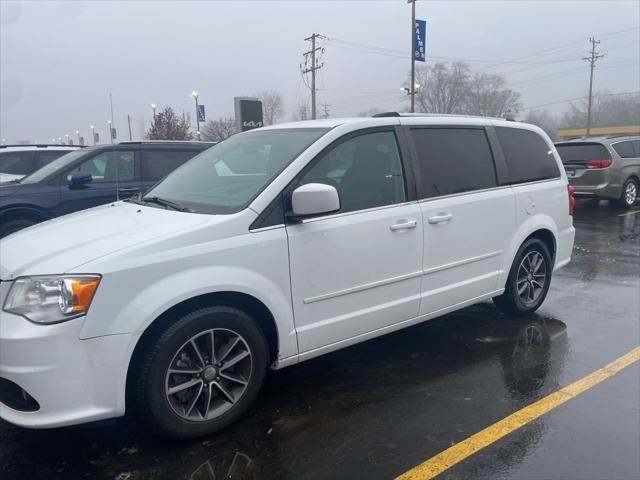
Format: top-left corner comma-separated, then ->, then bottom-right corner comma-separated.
521,91 -> 639,112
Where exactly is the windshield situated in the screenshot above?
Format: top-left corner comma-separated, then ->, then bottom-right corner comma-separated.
144,128 -> 330,214
20,148 -> 97,184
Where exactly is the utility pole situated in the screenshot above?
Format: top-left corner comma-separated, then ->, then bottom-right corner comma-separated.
322,103 -> 331,119
302,33 -> 324,120
409,0 -> 417,113
127,114 -> 133,140
582,37 -> 604,137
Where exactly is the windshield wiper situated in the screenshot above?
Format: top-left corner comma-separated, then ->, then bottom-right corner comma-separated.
142,196 -> 192,212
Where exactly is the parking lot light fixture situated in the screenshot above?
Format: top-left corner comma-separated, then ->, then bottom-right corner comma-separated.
151,103 -> 157,121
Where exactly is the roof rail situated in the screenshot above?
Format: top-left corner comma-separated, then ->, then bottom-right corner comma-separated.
371,112 -> 503,120
0,144 -> 85,149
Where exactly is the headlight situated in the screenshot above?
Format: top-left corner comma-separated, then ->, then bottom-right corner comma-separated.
3,275 -> 101,324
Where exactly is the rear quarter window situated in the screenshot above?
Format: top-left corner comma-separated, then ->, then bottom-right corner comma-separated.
496,127 -> 560,184
611,141 -> 638,159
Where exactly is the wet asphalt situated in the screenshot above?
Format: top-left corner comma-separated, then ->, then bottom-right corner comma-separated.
0,200 -> 638,480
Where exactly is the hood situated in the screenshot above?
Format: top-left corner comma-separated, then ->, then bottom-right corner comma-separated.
0,201 -> 213,279
0,182 -> 22,196
0,173 -> 23,183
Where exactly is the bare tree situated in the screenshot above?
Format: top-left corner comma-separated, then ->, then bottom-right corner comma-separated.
146,107 -> 193,140
562,91 -> 640,128
464,72 -> 522,118
255,90 -> 285,125
522,109 -> 560,140
414,61 -> 470,113
291,103 -> 308,121
201,117 -> 236,143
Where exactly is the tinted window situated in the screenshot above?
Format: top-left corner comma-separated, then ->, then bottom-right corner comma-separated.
555,143 -> 611,164
633,141 -> 640,157
36,150 -> 68,169
612,141 -> 637,159
142,150 -> 200,181
411,128 -> 496,198
70,151 -> 135,183
0,151 -> 35,175
299,131 -> 406,213
496,127 -> 560,183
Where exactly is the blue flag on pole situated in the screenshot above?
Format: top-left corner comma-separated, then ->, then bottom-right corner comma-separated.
197,104 -> 206,122
414,19 -> 426,62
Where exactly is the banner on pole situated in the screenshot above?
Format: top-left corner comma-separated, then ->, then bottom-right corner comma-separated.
414,19 -> 426,62
197,104 -> 206,122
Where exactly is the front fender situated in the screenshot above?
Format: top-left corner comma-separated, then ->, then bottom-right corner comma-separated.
79,265 -> 297,360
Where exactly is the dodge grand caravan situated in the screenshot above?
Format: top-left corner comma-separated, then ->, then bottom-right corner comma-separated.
0,115 -> 575,438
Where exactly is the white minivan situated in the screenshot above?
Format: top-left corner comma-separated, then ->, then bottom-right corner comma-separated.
0,115 -> 575,438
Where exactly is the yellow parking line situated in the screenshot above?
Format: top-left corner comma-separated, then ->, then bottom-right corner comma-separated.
396,346 -> 640,480
618,209 -> 640,217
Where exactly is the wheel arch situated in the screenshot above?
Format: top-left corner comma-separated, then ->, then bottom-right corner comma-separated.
124,291 -> 280,411
0,205 -> 51,223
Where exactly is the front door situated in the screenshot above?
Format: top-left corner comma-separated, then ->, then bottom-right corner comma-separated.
286,129 -> 423,353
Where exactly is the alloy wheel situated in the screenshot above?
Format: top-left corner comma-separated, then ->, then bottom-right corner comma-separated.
624,181 -> 638,206
165,328 -> 253,421
517,251 -> 547,305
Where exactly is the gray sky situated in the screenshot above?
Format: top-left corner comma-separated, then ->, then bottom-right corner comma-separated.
1,0 -> 639,143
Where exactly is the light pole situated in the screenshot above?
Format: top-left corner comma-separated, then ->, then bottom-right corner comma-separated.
191,91 -> 200,140
65,134 -> 70,145
151,103 -> 157,122
107,120 -> 113,144
408,0 -> 417,113
76,130 -> 81,145
90,125 -> 95,145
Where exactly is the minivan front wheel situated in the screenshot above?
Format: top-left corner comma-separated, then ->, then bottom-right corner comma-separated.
620,178 -> 639,208
494,238 -> 552,316
133,306 -> 269,439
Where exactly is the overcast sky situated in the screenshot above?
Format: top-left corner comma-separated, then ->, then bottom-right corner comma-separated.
1,0 -> 639,143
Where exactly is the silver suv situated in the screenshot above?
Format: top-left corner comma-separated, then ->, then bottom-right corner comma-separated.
555,136 -> 640,208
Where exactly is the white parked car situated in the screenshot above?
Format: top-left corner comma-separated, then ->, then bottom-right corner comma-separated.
0,144 -> 82,183
0,115 -> 575,438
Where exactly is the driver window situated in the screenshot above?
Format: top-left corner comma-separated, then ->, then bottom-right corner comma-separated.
299,131 -> 406,213
70,151 -> 135,183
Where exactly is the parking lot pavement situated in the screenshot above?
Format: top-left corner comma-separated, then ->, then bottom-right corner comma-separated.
0,201 -> 638,480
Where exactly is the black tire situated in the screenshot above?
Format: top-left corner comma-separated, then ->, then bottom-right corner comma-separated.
493,239 -> 553,316
0,218 -> 37,238
132,306 -> 269,440
619,177 -> 639,209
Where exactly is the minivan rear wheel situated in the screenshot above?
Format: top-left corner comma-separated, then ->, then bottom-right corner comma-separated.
133,306 -> 269,439
494,238 -> 552,316
619,178 -> 638,209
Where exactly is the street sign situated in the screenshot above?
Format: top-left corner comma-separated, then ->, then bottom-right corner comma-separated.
111,127 -> 117,140
414,19 -> 426,62
197,104 -> 206,122
234,97 -> 263,132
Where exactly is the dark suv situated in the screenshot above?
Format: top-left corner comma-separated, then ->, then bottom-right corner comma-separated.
0,141 -> 214,237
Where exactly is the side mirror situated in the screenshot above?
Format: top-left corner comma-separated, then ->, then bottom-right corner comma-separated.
69,171 -> 92,186
289,183 -> 340,219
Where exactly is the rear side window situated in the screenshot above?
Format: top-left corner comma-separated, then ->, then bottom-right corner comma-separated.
612,141 -> 637,159
410,128 -> 497,198
0,151 -> 35,175
496,127 -> 560,183
555,143 -> 611,164
141,150 -> 200,181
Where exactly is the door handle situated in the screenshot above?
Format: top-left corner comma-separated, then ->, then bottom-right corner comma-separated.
390,220 -> 418,231
428,212 -> 453,224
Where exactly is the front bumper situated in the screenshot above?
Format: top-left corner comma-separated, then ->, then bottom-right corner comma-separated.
0,310 -> 137,428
